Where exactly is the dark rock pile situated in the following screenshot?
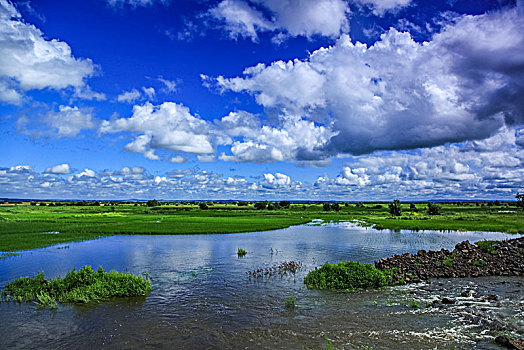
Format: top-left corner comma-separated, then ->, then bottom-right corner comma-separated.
495,335 -> 524,350
375,237 -> 524,284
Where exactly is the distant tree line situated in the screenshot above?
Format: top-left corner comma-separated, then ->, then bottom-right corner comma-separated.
254,201 -> 291,210
389,200 -> 441,216
323,203 -> 340,212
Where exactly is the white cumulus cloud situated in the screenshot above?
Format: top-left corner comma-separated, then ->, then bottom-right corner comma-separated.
44,106 -> 96,137
213,6 -> 524,159
356,0 -> 412,15
100,102 -> 215,160
0,0 -> 96,104
207,0 -> 349,41
45,163 -> 72,174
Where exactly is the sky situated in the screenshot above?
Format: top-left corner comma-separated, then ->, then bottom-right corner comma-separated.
0,0 -> 523,201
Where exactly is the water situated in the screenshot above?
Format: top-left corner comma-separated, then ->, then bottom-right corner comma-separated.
0,223 -> 522,349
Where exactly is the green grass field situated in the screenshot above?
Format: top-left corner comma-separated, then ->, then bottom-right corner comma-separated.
0,201 -> 522,251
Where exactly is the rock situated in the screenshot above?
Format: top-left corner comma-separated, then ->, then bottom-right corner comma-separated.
373,237 -> 524,284
442,297 -> 455,304
485,294 -> 498,301
495,335 -> 524,350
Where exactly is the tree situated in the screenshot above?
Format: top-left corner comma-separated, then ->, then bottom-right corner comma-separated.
516,193 -> 524,209
199,203 -> 208,210
427,203 -> 440,215
388,200 -> 402,216
279,200 -> 290,209
254,201 -> 268,210
146,199 -> 160,207
409,203 -> 417,212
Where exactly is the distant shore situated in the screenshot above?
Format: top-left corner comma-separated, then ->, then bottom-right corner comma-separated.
0,201 -> 522,251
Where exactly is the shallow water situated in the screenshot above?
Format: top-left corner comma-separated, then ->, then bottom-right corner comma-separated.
0,223 -> 522,349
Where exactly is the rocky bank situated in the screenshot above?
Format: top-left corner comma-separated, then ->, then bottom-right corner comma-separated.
375,237 -> 524,284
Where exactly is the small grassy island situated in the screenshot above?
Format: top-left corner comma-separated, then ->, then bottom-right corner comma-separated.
0,265 -> 151,307
306,237 -> 524,290
305,261 -> 395,290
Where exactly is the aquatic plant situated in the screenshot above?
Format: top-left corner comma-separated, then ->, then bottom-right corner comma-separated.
248,261 -> 303,279
1,265 -> 151,307
0,252 -> 20,259
284,293 -> 296,309
324,336 -> 340,350
237,248 -> 247,257
305,261 -> 390,290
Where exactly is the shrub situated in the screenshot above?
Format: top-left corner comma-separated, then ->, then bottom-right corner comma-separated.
305,261 -> 389,290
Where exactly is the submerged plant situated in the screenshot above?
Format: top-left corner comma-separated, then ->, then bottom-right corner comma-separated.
324,336 -> 341,350
1,265 -> 151,307
285,293 -> 296,310
248,261 -> 303,279
0,252 -> 20,259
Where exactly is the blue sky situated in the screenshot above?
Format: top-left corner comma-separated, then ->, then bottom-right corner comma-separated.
1,0 -> 523,200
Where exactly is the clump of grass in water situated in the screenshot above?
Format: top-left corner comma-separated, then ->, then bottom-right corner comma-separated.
285,293 -> 296,310
248,261 -> 302,278
305,261 -> 394,290
0,265 -> 151,307
237,248 -> 247,257
324,336 -> 341,350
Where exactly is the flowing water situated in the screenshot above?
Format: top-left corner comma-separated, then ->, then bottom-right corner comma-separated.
0,222 -> 522,349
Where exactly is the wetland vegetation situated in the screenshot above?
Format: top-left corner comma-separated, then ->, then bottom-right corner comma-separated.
0,265 -> 151,307
0,200 -> 522,251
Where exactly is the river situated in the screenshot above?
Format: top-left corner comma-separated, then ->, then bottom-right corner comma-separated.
0,222 -> 522,349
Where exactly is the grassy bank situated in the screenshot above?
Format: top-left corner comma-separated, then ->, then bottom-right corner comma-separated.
0,201 -> 522,251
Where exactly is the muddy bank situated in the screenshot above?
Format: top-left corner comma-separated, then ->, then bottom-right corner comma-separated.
375,237 -> 524,284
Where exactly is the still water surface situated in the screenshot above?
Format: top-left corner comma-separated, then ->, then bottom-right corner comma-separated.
1,222 -> 522,349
